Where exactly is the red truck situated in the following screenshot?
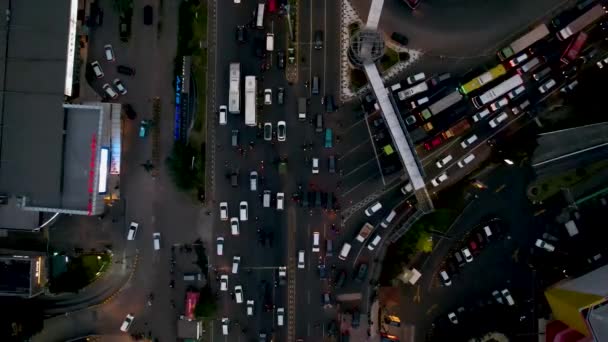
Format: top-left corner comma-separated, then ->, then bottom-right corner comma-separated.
441,119 -> 471,140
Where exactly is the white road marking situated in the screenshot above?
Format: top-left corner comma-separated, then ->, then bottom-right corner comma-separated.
338,138 -> 371,160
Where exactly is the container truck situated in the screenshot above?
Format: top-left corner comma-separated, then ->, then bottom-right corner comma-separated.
441,119 -> 471,139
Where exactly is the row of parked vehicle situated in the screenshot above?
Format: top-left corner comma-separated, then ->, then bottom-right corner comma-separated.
90,44 -> 135,99
439,219 -> 505,287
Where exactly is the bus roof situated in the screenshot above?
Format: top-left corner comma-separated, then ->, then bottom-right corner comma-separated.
459,64 -> 507,95
558,3 -> 606,40
475,74 -> 523,107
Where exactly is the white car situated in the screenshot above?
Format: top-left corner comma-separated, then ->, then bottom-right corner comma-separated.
127,222 -> 139,240
435,155 -> 453,169
120,313 -> 135,332
113,78 -> 127,95
472,108 -> 490,122
400,182 -> 413,195
431,173 -> 448,187
216,237 -> 224,256
239,201 -> 248,221
297,250 -> 305,269
489,112 -> 508,128
367,234 -> 382,251
501,288 -> 515,306
461,247 -> 473,262
508,53 -> 528,67
264,88 -> 272,105
277,121 -> 286,142
406,72 -> 426,85
102,83 -> 118,99
220,275 -> 229,291
250,171 -> 258,191
457,154 -> 476,168
538,79 -> 556,94
492,290 -> 504,304
535,239 -> 555,252
312,158 -> 319,174
246,300 -> 254,316
490,97 -> 508,112
153,232 -> 161,250
91,61 -> 104,78
104,44 -> 115,61
230,217 -> 240,236
460,134 -> 478,149
448,312 -> 458,324
219,105 -> 228,125
219,202 -> 229,221
234,285 -> 244,303
507,85 -> 525,99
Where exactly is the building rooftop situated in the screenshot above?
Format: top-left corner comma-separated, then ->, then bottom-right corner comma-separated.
0,253 -> 45,297
0,0 -> 72,208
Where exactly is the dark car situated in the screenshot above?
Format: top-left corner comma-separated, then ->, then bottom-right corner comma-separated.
277,50 -> 285,69
143,5 -> 153,25
236,25 -> 247,43
254,38 -> 265,57
324,94 -> 336,112
391,32 -> 409,46
123,103 -> 136,120
277,87 -> 285,105
351,309 -> 361,327
314,30 -> 324,49
354,263 -> 368,283
117,65 -> 136,76
335,270 -> 346,288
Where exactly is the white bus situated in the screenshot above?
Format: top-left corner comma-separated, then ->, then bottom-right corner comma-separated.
397,82 -> 428,101
244,76 -> 257,127
229,63 -> 240,114
256,3 -> 265,29
472,75 -> 523,108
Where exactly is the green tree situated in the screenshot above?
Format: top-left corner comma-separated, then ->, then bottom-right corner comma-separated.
167,142 -> 197,190
113,0 -> 133,13
194,286 -> 217,318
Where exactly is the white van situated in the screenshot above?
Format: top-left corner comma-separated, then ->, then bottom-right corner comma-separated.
266,33 -> 274,51
457,154 -> 475,168
276,307 -> 285,326
153,232 -> 161,250
263,190 -> 271,208
276,192 -> 284,210
234,285 -> 243,303
232,255 -> 241,274
381,210 -> 397,228
338,242 -> 352,261
221,318 -> 229,335
297,250 -> 305,269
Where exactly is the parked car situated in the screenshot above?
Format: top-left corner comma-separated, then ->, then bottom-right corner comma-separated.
91,61 -> 104,78
102,83 -> 118,99
117,65 -> 135,76
263,122 -> 272,141
104,44 -> 115,62
120,313 -> 135,332
277,121 -> 286,142
535,239 -> 555,252
264,89 -> 272,105
113,79 -> 127,95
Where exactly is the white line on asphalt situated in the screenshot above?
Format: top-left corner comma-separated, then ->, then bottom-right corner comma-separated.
362,113 -> 386,185
323,0 -> 327,93
340,172 -> 379,198
341,118 -> 365,135
308,0 -> 313,95
338,138 -> 371,161
341,156 -> 378,179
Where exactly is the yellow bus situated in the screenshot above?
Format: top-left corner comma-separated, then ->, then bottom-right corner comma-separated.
459,64 -> 507,95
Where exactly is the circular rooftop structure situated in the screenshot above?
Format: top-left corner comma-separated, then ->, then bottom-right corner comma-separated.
348,28 -> 385,68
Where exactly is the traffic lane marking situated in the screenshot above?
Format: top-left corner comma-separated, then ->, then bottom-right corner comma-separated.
339,173 -> 380,198
337,138 -> 372,161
